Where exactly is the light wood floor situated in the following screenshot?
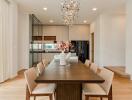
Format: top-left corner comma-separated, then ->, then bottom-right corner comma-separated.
0,72 -> 132,100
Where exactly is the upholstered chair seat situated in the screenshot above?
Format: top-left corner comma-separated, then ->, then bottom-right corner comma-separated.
83,83 -> 106,95
32,83 -> 56,94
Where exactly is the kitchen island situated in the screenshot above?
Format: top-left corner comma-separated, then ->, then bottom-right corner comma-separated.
30,50 -> 76,65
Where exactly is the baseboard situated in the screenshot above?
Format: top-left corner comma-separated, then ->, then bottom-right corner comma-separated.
0,73 -> 18,83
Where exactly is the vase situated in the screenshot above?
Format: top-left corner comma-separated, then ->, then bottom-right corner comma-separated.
60,51 -> 66,65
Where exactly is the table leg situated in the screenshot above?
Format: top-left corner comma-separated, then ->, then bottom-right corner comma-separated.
26,86 -> 30,100
56,83 -> 82,100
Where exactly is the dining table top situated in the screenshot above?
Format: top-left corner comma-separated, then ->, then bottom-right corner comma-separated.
35,60 -> 104,83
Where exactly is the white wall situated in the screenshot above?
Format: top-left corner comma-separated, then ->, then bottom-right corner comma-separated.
90,13 -> 126,66
0,0 -> 3,82
90,22 -> 95,33
89,16 -> 102,65
69,25 -> 90,40
0,0 -> 18,82
43,26 -> 69,41
101,14 -> 126,66
18,10 -> 29,70
126,0 -> 132,80
94,16 -> 102,65
9,0 -> 19,78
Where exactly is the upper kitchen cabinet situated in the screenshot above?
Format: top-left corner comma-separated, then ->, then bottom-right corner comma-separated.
69,25 -> 90,41
32,14 -> 43,40
43,26 -> 69,41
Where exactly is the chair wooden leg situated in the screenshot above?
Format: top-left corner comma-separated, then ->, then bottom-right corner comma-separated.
85,95 -> 89,100
26,86 -> 30,100
108,97 -> 112,100
34,96 -> 36,100
49,94 -> 53,100
108,85 -> 113,100
54,92 -> 56,99
100,97 -> 103,100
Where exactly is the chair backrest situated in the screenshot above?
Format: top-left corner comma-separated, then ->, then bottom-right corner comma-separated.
85,59 -> 91,68
96,67 -> 102,74
98,68 -> 114,95
90,63 -> 98,73
37,62 -> 45,74
42,59 -> 49,66
24,67 -> 37,94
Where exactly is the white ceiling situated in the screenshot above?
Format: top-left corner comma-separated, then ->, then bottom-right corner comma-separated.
15,0 -> 126,25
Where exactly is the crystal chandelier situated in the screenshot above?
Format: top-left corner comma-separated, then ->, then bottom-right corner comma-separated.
61,0 -> 80,25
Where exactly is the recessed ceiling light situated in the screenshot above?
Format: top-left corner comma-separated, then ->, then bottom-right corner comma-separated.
83,20 -> 87,23
92,8 -> 97,11
43,7 -> 47,11
49,20 -> 54,23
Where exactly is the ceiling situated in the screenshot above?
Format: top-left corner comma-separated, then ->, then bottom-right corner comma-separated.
15,0 -> 126,25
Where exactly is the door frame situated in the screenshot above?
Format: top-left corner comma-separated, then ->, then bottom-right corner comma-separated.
91,32 -> 94,62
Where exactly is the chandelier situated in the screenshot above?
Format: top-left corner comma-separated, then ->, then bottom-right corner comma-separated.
61,0 -> 80,25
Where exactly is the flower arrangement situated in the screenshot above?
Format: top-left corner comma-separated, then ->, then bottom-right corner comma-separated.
57,41 -> 71,52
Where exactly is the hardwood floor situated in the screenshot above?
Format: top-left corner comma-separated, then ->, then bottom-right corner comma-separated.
0,71 -> 132,100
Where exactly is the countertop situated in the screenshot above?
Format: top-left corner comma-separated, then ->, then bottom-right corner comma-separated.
30,50 -> 75,53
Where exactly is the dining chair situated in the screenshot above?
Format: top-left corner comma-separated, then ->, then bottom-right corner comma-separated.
24,67 -> 56,100
83,68 -> 114,100
42,59 -> 49,67
90,63 -> 98,73
37,62 -> 45,74
85,59 -> 91,68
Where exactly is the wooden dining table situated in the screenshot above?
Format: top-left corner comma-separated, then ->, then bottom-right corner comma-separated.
35,60 -> 104,100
